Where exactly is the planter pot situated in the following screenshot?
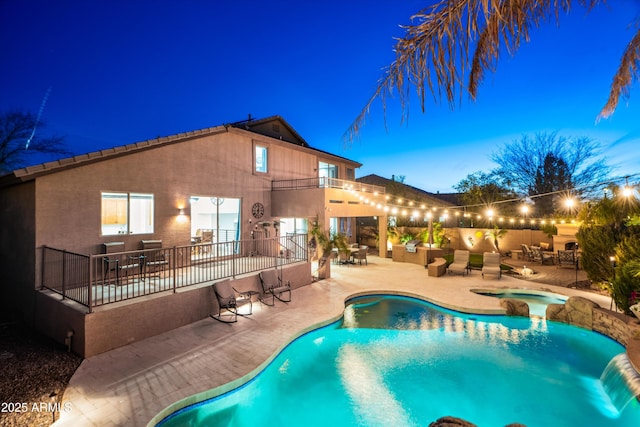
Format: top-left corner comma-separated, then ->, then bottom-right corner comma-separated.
630,304 -> 640,321
317,256 -> 331,279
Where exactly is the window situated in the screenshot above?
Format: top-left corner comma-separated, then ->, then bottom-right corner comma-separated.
346,168 -> 355,181
255,145 -> 268,173
318,161 -> 338,178
101,192 -> 154,235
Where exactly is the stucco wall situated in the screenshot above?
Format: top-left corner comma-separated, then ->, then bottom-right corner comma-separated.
28,128 -> 362,258
0,181 -> 37,321
390,226 -> 552,254
34,262 -> 311,357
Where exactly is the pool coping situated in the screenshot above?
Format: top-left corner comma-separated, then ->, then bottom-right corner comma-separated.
51,256 -> 636,427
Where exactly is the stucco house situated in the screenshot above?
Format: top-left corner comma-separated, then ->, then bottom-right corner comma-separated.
0,116 -> 387,357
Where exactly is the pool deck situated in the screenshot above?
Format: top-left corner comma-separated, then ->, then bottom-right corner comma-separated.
53,255 -> 616,427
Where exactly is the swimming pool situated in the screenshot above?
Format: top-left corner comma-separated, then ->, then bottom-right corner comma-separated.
472,288 -> 568,317
156,295 -> 640,426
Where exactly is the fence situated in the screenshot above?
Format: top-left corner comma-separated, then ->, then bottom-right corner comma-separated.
41,233 -> 308,312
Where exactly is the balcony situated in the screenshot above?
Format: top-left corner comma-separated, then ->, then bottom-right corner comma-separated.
272,177 -> 385,194
271,177 -> 387,219
40,234 -> 308,312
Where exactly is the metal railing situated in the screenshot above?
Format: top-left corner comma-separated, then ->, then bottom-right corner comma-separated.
41,246 -> 91,307
272,177 -> 385,194
41,234 -> 308,312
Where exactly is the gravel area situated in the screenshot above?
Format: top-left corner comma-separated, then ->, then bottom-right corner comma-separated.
0,321 -> 82,427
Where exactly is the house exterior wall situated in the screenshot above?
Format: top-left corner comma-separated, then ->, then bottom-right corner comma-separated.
0,180 -> 36,320
34,263 -> 312,357
0,119 -> 371,355
29,127 -> 363,260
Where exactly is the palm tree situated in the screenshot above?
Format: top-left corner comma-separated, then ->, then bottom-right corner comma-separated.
485,225 -> 507,254
346,0 -> 640,139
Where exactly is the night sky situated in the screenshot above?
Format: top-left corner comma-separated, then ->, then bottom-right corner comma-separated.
1,0 -> 638,192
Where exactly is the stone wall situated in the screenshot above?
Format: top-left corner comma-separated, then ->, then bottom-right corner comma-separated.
545,296 -> 640,378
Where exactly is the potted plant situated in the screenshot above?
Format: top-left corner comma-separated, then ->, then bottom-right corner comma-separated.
311,223 -> 348,279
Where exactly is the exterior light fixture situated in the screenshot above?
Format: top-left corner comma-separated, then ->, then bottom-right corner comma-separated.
622,177 -> 633,198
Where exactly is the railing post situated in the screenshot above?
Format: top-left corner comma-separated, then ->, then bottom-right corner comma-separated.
88,255 -> 93,313
62,251 -> 67,300
41,245 -> 47,291
231,242 -> 235,278
172,246 -> 177,293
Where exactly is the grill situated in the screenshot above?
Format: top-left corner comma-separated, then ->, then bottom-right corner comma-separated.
405,240 -> 422,253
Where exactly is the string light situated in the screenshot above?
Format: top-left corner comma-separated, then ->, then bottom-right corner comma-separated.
342,173 -> 638,226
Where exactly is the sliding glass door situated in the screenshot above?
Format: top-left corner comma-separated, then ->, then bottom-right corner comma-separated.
190,196 -> 240,256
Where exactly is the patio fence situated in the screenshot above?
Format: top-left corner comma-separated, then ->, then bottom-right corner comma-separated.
41,233 -> 308,312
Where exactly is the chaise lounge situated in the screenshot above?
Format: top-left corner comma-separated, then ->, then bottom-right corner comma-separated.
482,252 -> 502,279
448,250 -> 470,276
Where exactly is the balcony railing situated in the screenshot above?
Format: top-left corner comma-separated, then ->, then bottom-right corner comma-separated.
272,177 -> 385,194
41,233 -> 308,312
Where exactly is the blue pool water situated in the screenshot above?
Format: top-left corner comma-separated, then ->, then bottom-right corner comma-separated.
158,295 -> 640,427
473,289 -> 568,317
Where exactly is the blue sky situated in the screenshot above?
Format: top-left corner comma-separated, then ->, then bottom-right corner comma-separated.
1,0 -> 638,193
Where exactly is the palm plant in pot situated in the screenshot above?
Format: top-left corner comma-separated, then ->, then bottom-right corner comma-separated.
311,223 -> 348,279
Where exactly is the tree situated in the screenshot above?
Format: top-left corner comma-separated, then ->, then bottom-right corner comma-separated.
485,225 -> 507,254
0,110 -> 68,174
346,0 -> 639,139
576,190 -> 640,315
491,133 -> 611,217
454,171 -> 518,216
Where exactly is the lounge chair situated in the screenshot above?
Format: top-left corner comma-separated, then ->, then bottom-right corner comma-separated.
259,269 -> 292,305
482,252 -> 502,279
211,279 -> 253,323
448,250 -> 470,276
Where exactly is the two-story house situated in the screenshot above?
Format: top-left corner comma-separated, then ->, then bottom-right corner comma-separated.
0,116 -> 387,357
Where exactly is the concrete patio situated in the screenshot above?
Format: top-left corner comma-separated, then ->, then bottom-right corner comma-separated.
52,255 -> 614,427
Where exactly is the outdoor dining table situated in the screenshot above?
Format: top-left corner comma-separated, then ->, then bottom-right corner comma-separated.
332,247 -> 359,264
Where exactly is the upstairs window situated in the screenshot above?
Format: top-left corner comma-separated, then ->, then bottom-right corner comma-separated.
318,161 -> 338,179
101,192 -> 154,235
346,168 -> 355,181
255,145 -> 268,173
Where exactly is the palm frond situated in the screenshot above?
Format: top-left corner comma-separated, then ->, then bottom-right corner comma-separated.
345,0 -> 609,141
599,27 -> 640,119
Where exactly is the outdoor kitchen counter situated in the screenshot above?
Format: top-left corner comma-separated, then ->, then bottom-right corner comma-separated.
392,244 -> 444,266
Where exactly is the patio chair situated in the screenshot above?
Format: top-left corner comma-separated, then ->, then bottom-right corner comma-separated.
520,244 -> 534,262
448,250 -> 470,276
102,242 -> 144,285
530,246 -> 554,265
557,250 -> 577,268
338,250 -> 351,266
482,252 -> 502,279
211,279 -> 253,323
259,269 -> 292,305
142,240 -> 169,277
354,246 -> 368,265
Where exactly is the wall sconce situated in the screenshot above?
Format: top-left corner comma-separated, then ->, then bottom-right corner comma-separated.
176,207 -> 187,224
